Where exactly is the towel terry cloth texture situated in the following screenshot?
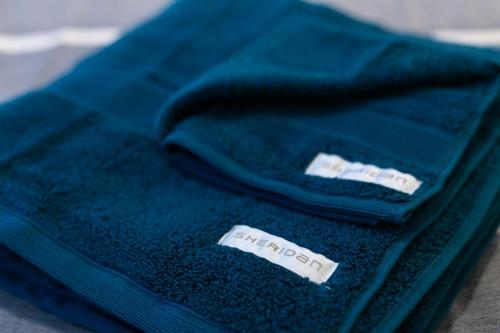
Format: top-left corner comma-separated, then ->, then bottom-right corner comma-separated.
0,0 -> 499,332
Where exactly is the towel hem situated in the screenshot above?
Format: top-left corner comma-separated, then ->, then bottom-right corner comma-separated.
0,207 -> 223,333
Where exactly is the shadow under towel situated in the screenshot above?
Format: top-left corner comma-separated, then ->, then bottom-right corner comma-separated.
0,0 -> 499,333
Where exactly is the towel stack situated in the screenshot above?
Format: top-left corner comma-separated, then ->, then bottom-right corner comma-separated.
0,0 -> 498,332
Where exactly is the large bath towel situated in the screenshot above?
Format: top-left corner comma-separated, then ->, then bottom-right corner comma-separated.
0,0 -> 499,332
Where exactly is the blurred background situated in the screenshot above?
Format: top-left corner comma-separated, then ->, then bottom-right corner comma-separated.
2,0 -> 500,103
0,1 -> 499,332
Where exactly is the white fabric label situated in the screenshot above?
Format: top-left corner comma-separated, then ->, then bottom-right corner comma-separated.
218,225 -> 338,284
305,153 -> 422,195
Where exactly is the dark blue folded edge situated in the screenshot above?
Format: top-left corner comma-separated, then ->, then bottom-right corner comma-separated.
166,141 -> 383,225
0,207 -> 223,333
336,121 -> 499,332
403,194 -> 500,333
0,244 -> 138,333
370,161 -> 500,333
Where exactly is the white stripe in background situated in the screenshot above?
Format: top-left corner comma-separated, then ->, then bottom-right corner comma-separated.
2,26 -> 498,56
431,28 -> 500,47
0,26 -> 121,55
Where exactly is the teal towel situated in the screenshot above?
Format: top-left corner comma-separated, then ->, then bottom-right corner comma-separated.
157,13 -> 500,224
0,0 -> 499,332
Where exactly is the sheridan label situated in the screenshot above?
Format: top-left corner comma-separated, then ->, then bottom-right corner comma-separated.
305,153 -> 422,195
218,225 -> 338,284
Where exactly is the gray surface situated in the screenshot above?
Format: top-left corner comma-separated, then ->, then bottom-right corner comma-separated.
0,290 -> 88,333
314,0 -> 500,33
438,231 -> 500,333
0,0 -> 499,332
0,0 -> 170,102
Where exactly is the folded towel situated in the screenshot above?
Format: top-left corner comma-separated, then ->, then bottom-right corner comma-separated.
157,9 -> 500,224
0,0 -> 498,332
